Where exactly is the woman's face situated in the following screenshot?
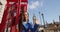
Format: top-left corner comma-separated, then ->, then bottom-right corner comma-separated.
22,12 -> 28,22
24,12 -> 28,20
22,12 -> 29,22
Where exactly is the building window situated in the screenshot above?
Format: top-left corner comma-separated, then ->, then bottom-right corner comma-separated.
0,2 -> 2,10
0,2 -> 2,24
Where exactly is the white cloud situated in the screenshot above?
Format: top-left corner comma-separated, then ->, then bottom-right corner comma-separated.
28,0 -> 44,9
28,1 -> 39,9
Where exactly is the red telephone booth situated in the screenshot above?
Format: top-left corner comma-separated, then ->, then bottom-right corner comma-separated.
0,0 -> 28,32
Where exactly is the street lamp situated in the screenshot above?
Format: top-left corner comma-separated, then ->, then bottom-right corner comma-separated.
41,13 -> 45,28
39,12 -> 42,25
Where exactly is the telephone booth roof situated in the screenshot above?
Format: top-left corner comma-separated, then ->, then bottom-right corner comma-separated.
7,0 -> 17,2
21,0 -> 28,2
7,0 -> 28,2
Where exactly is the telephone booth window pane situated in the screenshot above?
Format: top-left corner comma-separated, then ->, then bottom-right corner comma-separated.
8,27 -> 11,32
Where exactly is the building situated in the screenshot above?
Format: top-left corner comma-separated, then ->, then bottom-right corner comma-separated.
33,14 -> 36,25
38,22 -> 60,32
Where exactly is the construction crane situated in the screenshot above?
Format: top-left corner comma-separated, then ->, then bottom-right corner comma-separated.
0,0 -> 28,32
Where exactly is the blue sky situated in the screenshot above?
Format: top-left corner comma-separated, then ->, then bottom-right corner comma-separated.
28,0 -> 60,25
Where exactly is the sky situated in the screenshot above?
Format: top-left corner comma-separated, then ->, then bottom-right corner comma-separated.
28,0 -> 60,25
